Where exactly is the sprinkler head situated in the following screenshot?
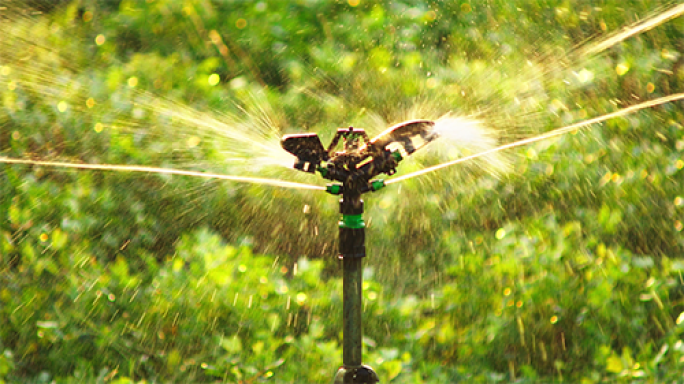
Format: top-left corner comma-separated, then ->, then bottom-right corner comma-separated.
282,119 -> 438,192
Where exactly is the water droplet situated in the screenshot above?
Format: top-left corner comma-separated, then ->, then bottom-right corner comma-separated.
662,48 -> 676,60
255,2 -> 267,12
676,311 -> 684,325
208,73 -> 220,86
132,107 -> 144,119
187,136 -> 200,148
616,63 -> 630,76
576,68 -> 594,83
230,77 -> 247,89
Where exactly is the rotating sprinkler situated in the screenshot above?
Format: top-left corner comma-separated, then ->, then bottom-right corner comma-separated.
281,120 -> 438,383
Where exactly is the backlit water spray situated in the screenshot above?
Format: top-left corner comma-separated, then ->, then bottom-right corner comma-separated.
388,93 -> 684,185
0,2 -> 297,184
2,2 -> 684,383
2,2 -> 684,188
0,157 -> 324,190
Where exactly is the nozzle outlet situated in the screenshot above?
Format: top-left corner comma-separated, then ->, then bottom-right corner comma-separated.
326,184 -> 343,195
370,179 -> 385,192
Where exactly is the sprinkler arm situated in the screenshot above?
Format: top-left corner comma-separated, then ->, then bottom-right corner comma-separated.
281,119 -> 437,183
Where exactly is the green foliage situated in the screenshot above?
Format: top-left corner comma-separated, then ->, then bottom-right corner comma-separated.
1,0 -> 684,383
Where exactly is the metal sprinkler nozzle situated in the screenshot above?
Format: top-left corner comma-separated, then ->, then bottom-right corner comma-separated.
281,119 -> 437,192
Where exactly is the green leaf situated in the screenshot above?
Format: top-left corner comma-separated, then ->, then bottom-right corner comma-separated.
606,355 -> 623,374
383,360 -> 402,381
221,335 -> 242,354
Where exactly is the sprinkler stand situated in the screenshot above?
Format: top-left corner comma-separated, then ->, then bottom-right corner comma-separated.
280,120 -> 438,383
333,189 -> 379,383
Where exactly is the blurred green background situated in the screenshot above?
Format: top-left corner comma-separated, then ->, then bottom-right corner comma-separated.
1,0 -> 684,382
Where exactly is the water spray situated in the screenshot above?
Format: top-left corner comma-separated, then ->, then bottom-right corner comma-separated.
281,120 -> 438,383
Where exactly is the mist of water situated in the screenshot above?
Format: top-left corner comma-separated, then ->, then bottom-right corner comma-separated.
388,93 -> 684,185
2,2 -> 683,191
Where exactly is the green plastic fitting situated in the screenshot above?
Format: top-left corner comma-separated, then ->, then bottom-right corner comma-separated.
340,214 -> 365,229
326,184 -> 343,195
370,179 -> 385,192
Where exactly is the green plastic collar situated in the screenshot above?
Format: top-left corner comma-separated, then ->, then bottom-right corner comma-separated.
340,214 -> 365,229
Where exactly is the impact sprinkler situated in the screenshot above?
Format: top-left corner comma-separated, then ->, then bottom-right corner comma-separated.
281,120 -> 438,383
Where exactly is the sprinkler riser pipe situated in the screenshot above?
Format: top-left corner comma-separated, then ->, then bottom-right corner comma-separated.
343,257 -> 363,367
339,227 -> 365,258
338,192 -> 367,376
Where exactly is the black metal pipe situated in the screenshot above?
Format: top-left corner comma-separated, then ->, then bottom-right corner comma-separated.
336,193 -> 379,383
339,192 -> 364,366
343,256 -> 363,366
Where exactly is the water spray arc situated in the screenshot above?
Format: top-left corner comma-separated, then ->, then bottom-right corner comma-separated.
281,120 -> 439,383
